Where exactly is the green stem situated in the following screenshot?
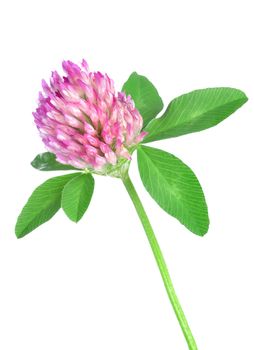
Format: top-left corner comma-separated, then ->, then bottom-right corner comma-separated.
122,172 -> 198,350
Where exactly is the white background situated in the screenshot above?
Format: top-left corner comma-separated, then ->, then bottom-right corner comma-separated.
0,1 -> 253,349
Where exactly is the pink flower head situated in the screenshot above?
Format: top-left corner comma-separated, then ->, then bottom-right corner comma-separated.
33,59 -> 147,172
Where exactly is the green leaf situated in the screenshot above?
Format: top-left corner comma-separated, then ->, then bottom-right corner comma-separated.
61,173 -> 94,223
15,173 -> 80,238
31,152 -> 78,171
122,72 -> 164,127
137,145 -> 209,236
143,87 -> 248,143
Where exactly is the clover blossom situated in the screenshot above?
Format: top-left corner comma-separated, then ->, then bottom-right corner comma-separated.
33,60 -> 146,172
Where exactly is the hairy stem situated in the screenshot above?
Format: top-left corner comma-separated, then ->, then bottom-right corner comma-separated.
122,172 -> 198,350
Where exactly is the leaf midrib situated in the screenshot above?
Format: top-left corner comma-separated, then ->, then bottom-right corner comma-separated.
73,176 -> 87,221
